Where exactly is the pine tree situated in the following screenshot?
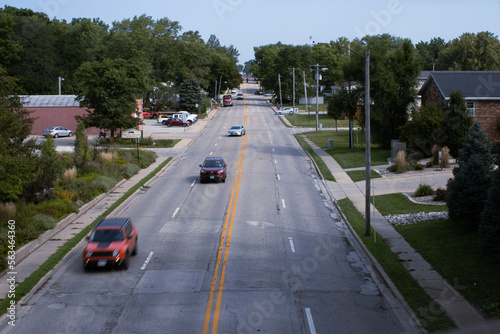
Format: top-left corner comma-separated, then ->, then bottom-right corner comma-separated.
479,167 -> 500,252
178,78 -> 202,113
446,122 -> 494,229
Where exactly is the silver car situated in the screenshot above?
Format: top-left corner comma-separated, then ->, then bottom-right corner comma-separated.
43,126 -> 73,138
228,125 -> 246,136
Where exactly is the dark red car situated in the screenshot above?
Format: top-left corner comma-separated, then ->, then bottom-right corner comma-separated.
162,118 -> 189,127
199,157 -> 227,183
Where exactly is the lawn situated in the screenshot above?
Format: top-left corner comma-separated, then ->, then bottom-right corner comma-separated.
285,113 -> 352,128
373,193 -> 500,320
303,129 -> 391,168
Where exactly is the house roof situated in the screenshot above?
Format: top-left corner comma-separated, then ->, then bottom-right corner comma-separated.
19,95 -> 80,107
418,71 -> 500,100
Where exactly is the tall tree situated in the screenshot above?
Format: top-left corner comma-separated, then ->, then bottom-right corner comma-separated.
415,37 -> 447,70
447,122 -> 494,229
75,58 -> 151,136
479,166 -> 500,253
441,91 -> 474,159
436,31 -> 500,70
178,77 -> 202,113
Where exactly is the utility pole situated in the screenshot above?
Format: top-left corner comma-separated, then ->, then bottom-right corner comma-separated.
303,71 -> 309,122
292,67 -> 296,124
278,74 -> 283,108
364,49 -> 371,237
311,64 -> 327,131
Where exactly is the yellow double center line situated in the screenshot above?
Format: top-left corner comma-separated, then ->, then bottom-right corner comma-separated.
203,90 -> 248,334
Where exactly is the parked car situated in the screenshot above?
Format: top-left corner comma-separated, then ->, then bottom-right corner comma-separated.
43,126 -> 73,138
275,107 -> 297,115
199,157 -> 227,183
162,118 -> 189,127
236,92 -> 244,100
82,217 -> 138,270
157,114 -> 172,123
228,125 -> 246,136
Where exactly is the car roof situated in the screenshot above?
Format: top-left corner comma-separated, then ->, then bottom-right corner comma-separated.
204,157 -> 224,161
95,217 -> 131,228
230,125 -> 243,128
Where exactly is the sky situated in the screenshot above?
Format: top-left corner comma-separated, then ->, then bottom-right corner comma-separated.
3,0 -> 500,64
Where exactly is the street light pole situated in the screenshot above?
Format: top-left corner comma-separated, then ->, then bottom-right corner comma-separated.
312,64 -> 327,131
58,77 -> 64,95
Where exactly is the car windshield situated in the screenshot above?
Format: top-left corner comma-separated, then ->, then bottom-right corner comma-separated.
204,160 -> 223,168
91,229 -> 124,242
230,126 -> 241,130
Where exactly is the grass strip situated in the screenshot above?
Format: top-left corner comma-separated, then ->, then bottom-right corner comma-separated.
345,169 -> 382,182
0,157 -> 172,315
337,198 -> 456,332
295,134 -> 335,181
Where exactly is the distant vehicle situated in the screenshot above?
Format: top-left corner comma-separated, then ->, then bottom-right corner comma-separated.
157,113 -> 173,123
275,107 -> 297,115
142,110 -> 158,118
82,217 -> 138,271
199,157 -> 227,183
254,91 -> 262,95
172,111 -> 198,124
231,88 -> 237,93
228,125 -> 245,136
43,126 -> 73,138
264,93 -> 274,96
223,95 -> 233,107
162,118 -> 189,127
236,92 -> 244,100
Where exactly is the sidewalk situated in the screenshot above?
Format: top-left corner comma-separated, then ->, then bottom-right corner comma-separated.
298,134 -> 485,330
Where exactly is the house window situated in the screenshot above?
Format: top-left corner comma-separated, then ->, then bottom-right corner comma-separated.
466,101 -> 475,117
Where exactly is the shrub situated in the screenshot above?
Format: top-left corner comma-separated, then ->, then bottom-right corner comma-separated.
441,146 -> 450,168
32,214 -> 58,230
388,150 -> 410,173
434,187 -> 448,202
34,198 -> 78,219
414,163 -> 424,171
91,176 -> 118,192
415,184 -> 435,197
62,167 -> 77,185
0,202 -> 16,220
120,163 -> 140,179
101,151 -> 118,164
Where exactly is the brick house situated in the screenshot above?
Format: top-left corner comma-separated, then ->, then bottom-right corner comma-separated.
21,95 -> 143,136
418,71 -> 500,141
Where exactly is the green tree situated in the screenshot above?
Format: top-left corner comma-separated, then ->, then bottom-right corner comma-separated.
75,58 -> 151,137
0,96 -> 37,201
436,31 -> 500,70
360,36 -> 421,148
327,87 -> 362,148
415,37 -> 447,70
479,166 -> 500,253
399,104 -> 444,156
73,122 -> 88,167
178,77 -> 202,113
447,122 -> 494,229
440,91 -> 474,159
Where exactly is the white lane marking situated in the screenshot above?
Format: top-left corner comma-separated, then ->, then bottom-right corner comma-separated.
288,237 -> 295,253
277,174 -> 281,181
272,148 -> 275,152
305,308 -> 317,334
274,159 -> 277,165
215,143 -> 218,147
141,251 -> 154,270
282,199 -> 286,208
210,152 -> 213,156
172,207 -> 180,218
191,179 -> 196,187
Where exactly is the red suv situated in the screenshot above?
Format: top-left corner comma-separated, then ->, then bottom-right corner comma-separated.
82,217 -> 138,270
199,157 -> 227,183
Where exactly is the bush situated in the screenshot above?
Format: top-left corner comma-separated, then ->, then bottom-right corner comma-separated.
90,176 -> 118,192
62,167 -> 77,185
34,198 -> 78,219
32,214 -> 58,230
101,151 -> 118,164
120,163 -> 140,179
441,146 -> 450,168
415,184 -> 435,197
432,144 -> 440,165
415,163 -> 424,170
388,151 -> 409,173
434,187 -> 448,202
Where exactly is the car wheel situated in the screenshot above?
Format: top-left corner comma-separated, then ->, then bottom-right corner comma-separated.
166,123 -> 172,127
122,252 -> 129,270
83,263 -> 90,272
54,133 -> 59,138
183,123 -> 187,127
132,238 -> 138,255
68,132 -> 73,137
222,175 -> 226,183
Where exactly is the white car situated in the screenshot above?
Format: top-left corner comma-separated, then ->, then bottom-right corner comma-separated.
228,125 -> 246,136
43,126 -> 73,138
275,107 -> 297,115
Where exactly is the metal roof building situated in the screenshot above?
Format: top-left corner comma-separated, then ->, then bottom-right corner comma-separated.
19,95 -> 80,107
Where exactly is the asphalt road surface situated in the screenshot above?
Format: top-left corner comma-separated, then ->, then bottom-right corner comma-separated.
5,83 -> 415,334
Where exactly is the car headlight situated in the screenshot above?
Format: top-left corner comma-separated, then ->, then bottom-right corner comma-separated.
112,250 -> 120,257
85,251 -> 93,257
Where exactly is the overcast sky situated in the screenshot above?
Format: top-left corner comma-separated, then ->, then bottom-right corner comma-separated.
4,0 -> 500,64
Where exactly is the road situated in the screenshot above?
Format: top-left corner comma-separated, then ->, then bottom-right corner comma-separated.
5,83 -> 414,333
